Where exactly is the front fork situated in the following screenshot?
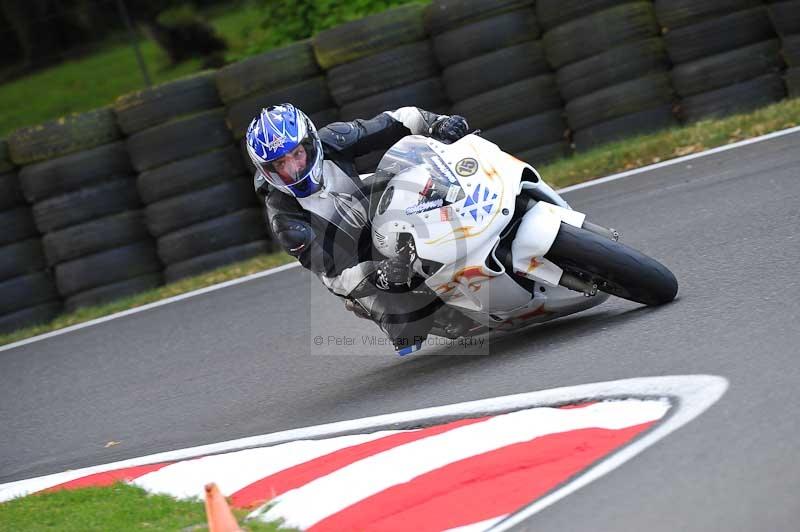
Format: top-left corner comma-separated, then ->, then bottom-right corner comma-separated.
511,194 -> 619,296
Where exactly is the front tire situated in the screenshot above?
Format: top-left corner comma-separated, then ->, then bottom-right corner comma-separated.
545,222 -> 678,306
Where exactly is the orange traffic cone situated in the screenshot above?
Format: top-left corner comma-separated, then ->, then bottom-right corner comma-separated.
204,482 -> 244,532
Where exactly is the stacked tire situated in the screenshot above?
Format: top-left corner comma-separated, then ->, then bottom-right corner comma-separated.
429,0 -> 569,165
216,39 -> 339,155
656,0 -> 786,122
117,72 -> 270,283
314,4 -> 448,173
767,0 -> 800,97
0,139 -> 61,332
540,1 -> 677,150
10,109 -> 160,313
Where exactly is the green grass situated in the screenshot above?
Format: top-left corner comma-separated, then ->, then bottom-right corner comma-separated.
2,97 -> 799,348
540,97 -> 800,189
0,483 -> 289,531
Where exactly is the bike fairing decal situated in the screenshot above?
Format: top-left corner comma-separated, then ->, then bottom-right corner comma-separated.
461,183 -> 498,222
406,198 -> 444,215
425,148 -> 506,246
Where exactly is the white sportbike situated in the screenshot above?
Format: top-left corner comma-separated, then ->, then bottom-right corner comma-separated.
368,134 -> 677,343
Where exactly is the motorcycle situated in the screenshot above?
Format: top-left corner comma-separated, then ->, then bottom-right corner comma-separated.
363,134 -> 677,352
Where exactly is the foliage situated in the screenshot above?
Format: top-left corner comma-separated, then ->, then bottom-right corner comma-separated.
229,0 -> 428,60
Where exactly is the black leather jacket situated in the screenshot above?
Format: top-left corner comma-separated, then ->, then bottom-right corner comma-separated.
257,108 -> 444,296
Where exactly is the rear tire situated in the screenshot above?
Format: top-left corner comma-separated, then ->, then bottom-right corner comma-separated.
545,222 -> 678,305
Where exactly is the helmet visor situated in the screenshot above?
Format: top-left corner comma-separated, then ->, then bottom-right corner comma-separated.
258,135 -> 320,190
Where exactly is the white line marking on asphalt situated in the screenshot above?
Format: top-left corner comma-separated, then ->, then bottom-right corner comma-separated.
5,124 -> 800,351
0,375 -> 728,508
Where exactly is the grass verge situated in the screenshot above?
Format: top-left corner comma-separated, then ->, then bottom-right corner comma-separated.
1,96 -> 799,347
0,483 -> 289,532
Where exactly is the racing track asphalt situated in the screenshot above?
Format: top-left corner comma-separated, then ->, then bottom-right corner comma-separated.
2,131 -> 800,531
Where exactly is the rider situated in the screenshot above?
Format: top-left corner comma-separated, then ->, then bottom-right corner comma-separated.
245,103 -> 469,354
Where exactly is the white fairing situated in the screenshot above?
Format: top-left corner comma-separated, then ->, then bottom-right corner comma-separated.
371,135 -> 607,331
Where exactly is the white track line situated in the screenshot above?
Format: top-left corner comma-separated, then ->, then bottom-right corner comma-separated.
5,124 -> 800,351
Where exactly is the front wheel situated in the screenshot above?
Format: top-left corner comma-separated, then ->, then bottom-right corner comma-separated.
545,223 -> 678,306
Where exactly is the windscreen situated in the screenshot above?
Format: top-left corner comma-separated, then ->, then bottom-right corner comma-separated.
375,136 -> 465,207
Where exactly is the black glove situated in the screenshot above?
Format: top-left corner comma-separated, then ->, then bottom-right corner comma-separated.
375,258 -> 412,291
431,115 -> 469,142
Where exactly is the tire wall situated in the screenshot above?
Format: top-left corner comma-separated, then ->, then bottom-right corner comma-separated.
0,139 -> 61,333
117,72 -> 272,285
313,3 -> 448,173
433,0 -> 572,165
540,1 -> 678,151
8,107 -> 162,318
767,0 -> 800,97
656,0 -> 786,123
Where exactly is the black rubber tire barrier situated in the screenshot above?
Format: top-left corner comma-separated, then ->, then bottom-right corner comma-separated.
443,41 -> 550,102
433,9 -> 540,67
0,301 -> 61,335
545,222 -> 678,305
157,208 -> 266,265
64,272 -> 162,312
768,1 -> 800,37
787,67 -> 800,97
327,41 -> 440,106
18,141 -> 133,203
55,240 -> 161,297
0,272 -> 59,315
313,4 -> 427,70
127,109 -> 232,173
225,77 -> 333,139
556,38 -> 670,101
0,207 -> 38,246
42,210 -> 151,266
145,179 -> 256,238
340,78 -> 450,122
310,108 -> 341,129
514,141 -> 571,166
573,105 -> 677,151
655,0 -> 763,31
355,150 -> 387,175
671,40 -> 784,97
7,108 -> 121,165
32,179 -> 140,234
0,139 -> 13,173
426,0 -> 533,34
565,73 -> 674,131
164,240 -> 272,283
678,73 -> 787,123
663,7 -> 775,65
543,3 -> 659,69
480,110 -> 566,154
784,35 -> 800,67
536,0 -> 631,31
451,75 -> 562,130
215,40 -> 320,104
136,145 -> 245,205
114,72 -> 221,135
0,171 -> 23,210
0,239 -> 46,282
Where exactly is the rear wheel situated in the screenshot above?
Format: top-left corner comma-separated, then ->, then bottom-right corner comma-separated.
545,222 -> 678,306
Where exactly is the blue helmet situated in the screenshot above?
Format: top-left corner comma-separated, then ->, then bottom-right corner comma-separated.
245,104 -> 323,198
